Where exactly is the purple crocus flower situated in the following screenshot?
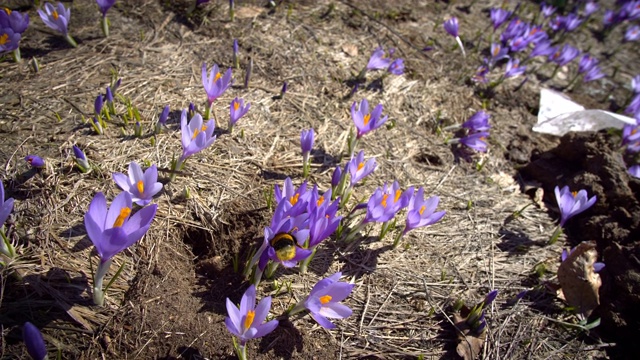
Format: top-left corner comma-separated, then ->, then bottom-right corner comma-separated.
0,8 -> 30,34
603,10 -> 616,27
38,2 -> 71,35
225,285 -> 278,345
157,105 -> 170,128
301,272 -> 354,329
489,43 -> 509,66
554,185 -> 596,227
363,181 -> 413,224
541,3 -> 556,18
462,111 -> 491,132
0,181 -> 14,228
624,25 -> 640,42
626,94 -> 640,117
490,8 -> 511,30
351,99 -> 388,139
0,27 -> 20,53
628,164 -> 640,178
483,290 -> 499,306
300,128 -> 315,155
96,0 -> 116,17
23,322 -> 47,360
94,94 -> 103,116
112,162 -> 163,206
578,54 -> 598,73
563,13 -> 583,32
403,187 -> 445,234
180,109 -> 216,160
621,124 -> 640,147
460,131 -> 489,152
530,39 -> 556,58
504,58 -> 526,78
25,155 -> 45,168
331,165 -> 342,189
72,145 -> 90,172
258,209 -> 312,269
308,195 -> 341,248
500,18 -> 526,44
583,65 -> 605,82
584,2 -> 599,17
348,150 -> 377,186
443,17 -> 459,37
366,47 -> 391,71
387,58 -> 404,75
548,44 -> 580,66
201,62 -> 233,105
229,97 -> 250,131
84,191 -> 157,262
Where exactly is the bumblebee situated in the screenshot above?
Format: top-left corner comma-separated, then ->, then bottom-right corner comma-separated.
270,232 -> 301,261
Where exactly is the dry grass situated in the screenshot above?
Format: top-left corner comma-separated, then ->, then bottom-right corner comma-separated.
0,0 -> 616,359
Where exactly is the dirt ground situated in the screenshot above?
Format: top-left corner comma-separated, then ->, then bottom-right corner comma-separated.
1,0 -> 639,359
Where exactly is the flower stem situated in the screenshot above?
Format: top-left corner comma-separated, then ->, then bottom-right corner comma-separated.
392,226 -> 406,249
548,225 -> 563,245
101,16 -> 110,37
93,258 -> 113,306
0,228 -> 16,258
12,48 -> 21,63
65,34 -> 78,48
299,247 -> 316,274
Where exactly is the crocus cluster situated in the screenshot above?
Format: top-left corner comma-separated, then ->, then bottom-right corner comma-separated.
549,185 -> 596,244
448,110 -> 491,153
1,181 -> 16,259
85,191 -> 157,305
246,177 -> 342,282
0,8 -> 29,62
362,47 -> 405,78
620,103 -> 640,178
38,2 -> 77,47
474,5 -> 606,87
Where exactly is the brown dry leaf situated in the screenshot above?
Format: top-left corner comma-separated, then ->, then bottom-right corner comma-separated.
453,313 -> 485,360
342,43 -> 358,57
557,242 -> 602,317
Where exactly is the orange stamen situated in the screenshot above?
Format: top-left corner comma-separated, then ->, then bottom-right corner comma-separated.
214,72 -> 221,82
137,180 -> 145,195
363,113 -> 371,125
319,295 -> 332,304
317,196 -> 325,206
4,8 -> 11,15
244,310 -> 255,330
571,191 -> 578,197
357,162 -> 364,171
0,33 -> 8,45
381,194 -> 389,207
52,10 -> 59,20
394,189 -> 402,202
113,207 -> 132,228
419,205 -> 426,215
233,101 -> 240,111
290,193 -> 299,205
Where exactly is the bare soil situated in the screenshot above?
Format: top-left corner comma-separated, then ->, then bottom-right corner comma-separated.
1,0 -> 639,359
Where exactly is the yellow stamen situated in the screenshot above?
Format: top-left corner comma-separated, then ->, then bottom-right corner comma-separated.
233,101 -> 240,111
4,8 -> 11,15
191,125 -> 208,140
290,193 -> 299,205
52,10 -> 59,20
113,207 -> 132,228
214,72 -> 221,82
357,162 -> 364,171
363,113 -> 371,125
381,194 -> 389,207
571,191 -> 578,197
394,189 -> 402,202
244,310 -> 255,330
493,46 -> 499,56
419,205 -> 426,215
0,33 -> 8,46
317,196 -> 325,206
137,180 -> 145,195
319,295 -> 332,304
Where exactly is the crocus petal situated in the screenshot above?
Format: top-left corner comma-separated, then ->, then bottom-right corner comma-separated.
121,204 -> 157,236
105,192 -> 132,230
224,316 -> 241,337
253,296 -> 272,325
310,312 -> 336,329
87,192 -> 108,231
325,282 -> 355,303
112,172 -> 131,192
240,285 -> 256,315
319,302 -> 353,319
128,162 -> 144,185
226,298 -> 242,334
253,319 -> 279,338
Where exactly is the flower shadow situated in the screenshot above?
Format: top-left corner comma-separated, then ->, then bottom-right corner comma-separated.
258,317 -> 303,360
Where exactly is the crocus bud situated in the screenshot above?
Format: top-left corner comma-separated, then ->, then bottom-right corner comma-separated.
73,145 -> 90,173
94,95 -> 103,116
331,165 -> 342,188
233,39 -> 239,68
188,102 -> 196,119
105,87 -> 114,104
23,322 -> 47,360
483,289 -> 498,306
281,81 -> 288,97
25,155 -> 45,168
159,105 -> 170,126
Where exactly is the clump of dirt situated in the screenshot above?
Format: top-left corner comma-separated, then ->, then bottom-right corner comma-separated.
519,131 -> 640,358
